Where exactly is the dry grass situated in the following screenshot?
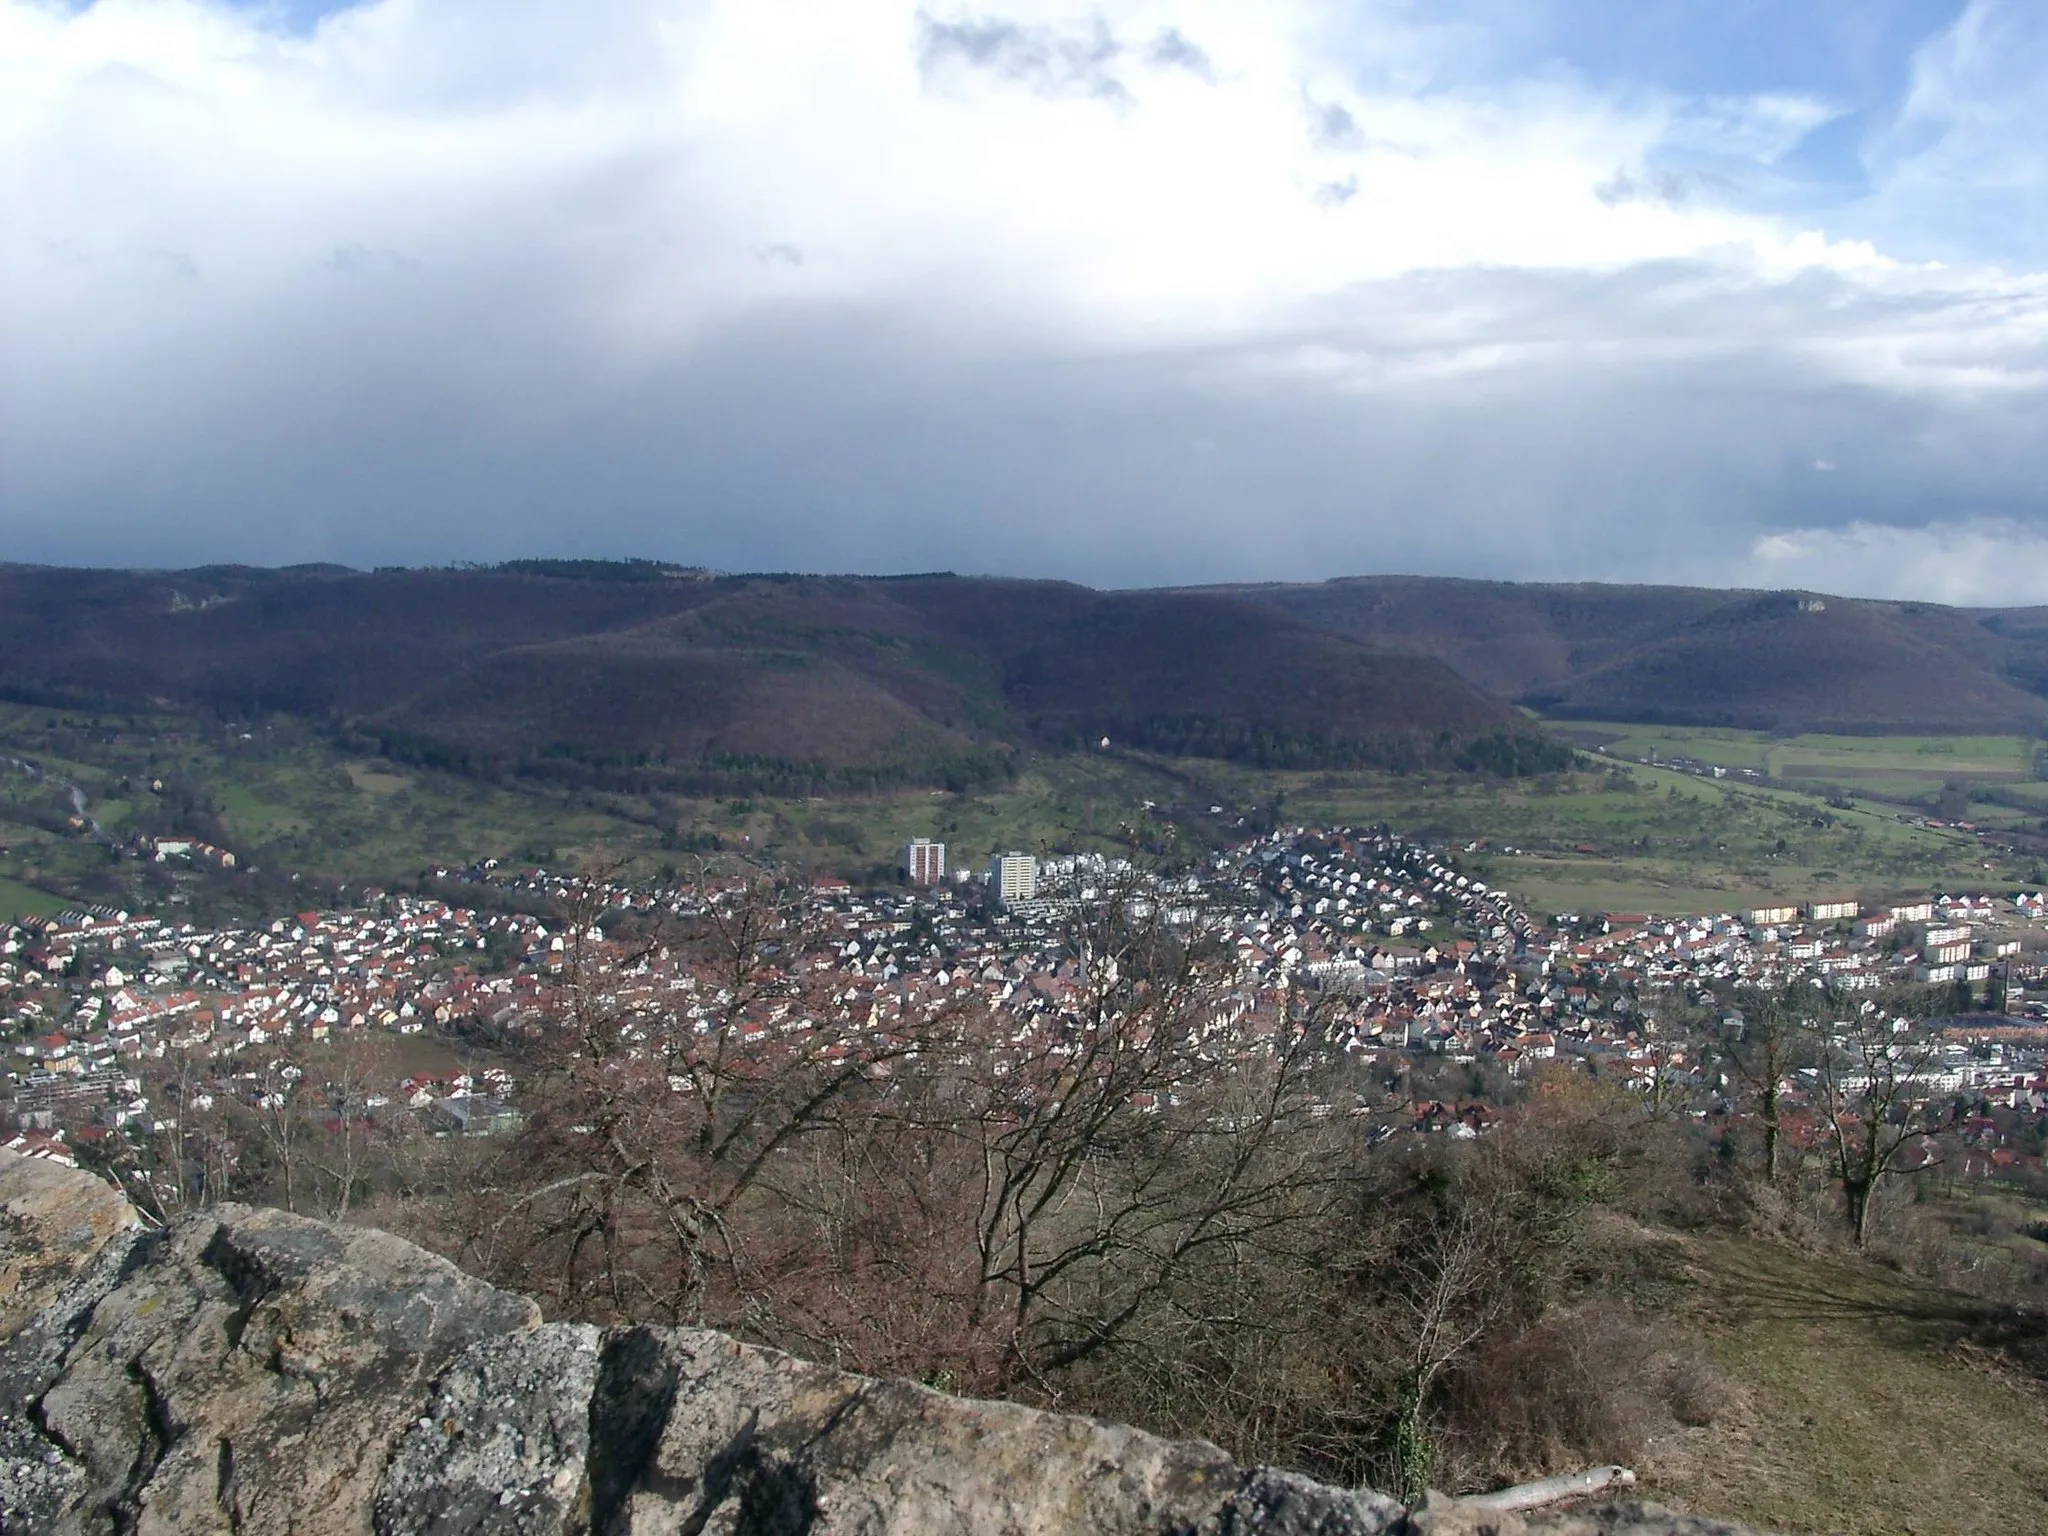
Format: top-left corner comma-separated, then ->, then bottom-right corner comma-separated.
1639,1232 -> 2048,1535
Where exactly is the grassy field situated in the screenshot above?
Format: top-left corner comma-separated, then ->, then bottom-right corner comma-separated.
1,701 -> 2038,923
1646,1231 -> 2048,1534
344,763 -> 414,795
723,750 -> 1257,873
0,705 -> 1256,888
1259,756 -> 2025,918
0,875 -> 66,921
649,749 -> 2032,915
217,781 -> 310,838
0,705 -> 678,908
1552,721 -> 2041,798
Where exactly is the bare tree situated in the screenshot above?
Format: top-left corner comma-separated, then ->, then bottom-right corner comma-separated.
470,861 -> 943,1324
1378,1203 -> 1512,1504
735,869 -> 1357,1401
251,1053 -> 306,1214
299,1030 -> 398,1222
1816,1005 -> 1947,1247
1720,984 -> 1817,1183
1636,1025 -> 1690,1122
950,887 -> 1343,1391
99,1043 -> 214,1222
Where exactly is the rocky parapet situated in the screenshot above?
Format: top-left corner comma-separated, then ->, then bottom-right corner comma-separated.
0,1146 -> 138,1339
0,1152 -> 1762,1536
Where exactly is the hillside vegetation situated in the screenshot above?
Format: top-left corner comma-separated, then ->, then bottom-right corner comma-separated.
1209,576 -> 2048,734
0,565 -> 1544,795
17,565 -> 2048,803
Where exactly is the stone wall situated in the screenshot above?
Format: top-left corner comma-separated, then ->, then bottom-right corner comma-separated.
0,1151 -> 1763,1536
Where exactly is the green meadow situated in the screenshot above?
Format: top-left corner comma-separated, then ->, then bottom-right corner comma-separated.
1550,721 -> 2039,798
1,699 -> 2038,925
0,876 -> 66,921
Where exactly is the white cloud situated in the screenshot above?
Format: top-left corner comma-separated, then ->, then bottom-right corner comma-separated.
1743,520 -> 2048,607
1863,0 -> 2048,265
0,0 -> 2045,587
1665,92 -> 1841,165
0,1 -> 1914,355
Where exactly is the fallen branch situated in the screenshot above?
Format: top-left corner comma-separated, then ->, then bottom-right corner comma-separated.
1460,1466 -> 1636,1512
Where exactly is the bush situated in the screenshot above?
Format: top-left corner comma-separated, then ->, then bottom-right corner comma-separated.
1440,1303 -> 1735,1487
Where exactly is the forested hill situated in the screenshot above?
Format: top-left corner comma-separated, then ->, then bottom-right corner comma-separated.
1201,576 -> 2048,735
0,564 -> 1551,795
13,563 -> 2047,790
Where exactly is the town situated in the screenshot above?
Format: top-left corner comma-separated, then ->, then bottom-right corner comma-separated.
9,827 -> 2048,1190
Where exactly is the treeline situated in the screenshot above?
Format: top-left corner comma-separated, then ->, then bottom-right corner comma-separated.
1041,716 -> 1574,777
2,667 -> 338,722
0,673 -> 131,714
485,558 -> 710,582
359,728 -> 1020,797
360,715 -> 1568,795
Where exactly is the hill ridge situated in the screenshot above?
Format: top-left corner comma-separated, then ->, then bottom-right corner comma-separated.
1188,575 -> 2048,735
0,565 -> 1555,796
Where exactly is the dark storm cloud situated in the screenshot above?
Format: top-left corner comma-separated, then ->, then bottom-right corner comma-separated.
5,0 -> 2048,600
7,246 -> 2044,595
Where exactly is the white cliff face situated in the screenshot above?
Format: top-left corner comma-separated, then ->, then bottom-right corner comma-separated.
0,1152 -> 1755,1536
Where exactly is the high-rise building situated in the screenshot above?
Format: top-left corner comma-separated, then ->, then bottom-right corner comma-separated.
988,851 -> 1038,904
903,838 -> 946,886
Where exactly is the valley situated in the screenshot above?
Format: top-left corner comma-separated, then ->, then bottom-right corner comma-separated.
2,696 -> 2035,930
11,566 -> 2048,1535
4,696 -> 2031,925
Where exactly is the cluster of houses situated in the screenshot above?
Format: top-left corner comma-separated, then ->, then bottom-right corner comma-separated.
144,836 -> 237,869
7,829 -> 2048,1177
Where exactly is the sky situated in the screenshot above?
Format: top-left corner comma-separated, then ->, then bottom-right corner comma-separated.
4,0 -> 2048,601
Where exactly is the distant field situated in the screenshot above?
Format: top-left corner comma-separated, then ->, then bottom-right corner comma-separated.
1262,755 -> 2022,917
720,749 -> 2036,916
736,750 -> 1249,873
219,782 -> 309,837
0,709 -> 1200,890
1,701 -> 2036,924
1649,1232 -> 2048,1535
0,876 -> 65,920
1475,861 -> 1783,921
344,763 -> 413,795
1551,722 -> 2038,799
0,704 -> 677,897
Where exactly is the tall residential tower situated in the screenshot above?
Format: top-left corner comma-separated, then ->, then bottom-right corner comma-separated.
902,838 -> 947,886
988,851 -> 1038,904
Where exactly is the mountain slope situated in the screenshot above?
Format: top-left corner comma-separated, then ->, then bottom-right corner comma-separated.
1534,593 -> 2045,733
1204,577 -> 2048,734
0,564 -> 1544,790
1200,576 -> 1732,699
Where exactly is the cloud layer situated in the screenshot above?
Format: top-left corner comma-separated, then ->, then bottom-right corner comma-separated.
3,0 -> 2046,599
